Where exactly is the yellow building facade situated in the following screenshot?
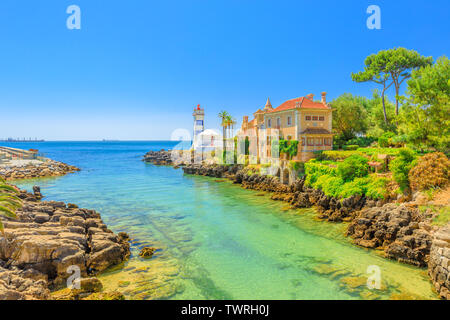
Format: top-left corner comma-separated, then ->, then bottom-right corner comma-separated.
239,93 -> 333,162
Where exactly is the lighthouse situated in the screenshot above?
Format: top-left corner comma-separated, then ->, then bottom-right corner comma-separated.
192,104 -> 204,149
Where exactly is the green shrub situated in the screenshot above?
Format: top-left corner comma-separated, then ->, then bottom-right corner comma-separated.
366,177 -> 388,200
323,150 -> 362,160
304,157 -> 389,200
339,177 -> 369,198
391,134 -> 408,147
244,137 -> 250,155
337,154 -> 369,182
244,155 -> 249,166
356,147 -> 402,157
304,161 -> 338,187
346,137 -> 376,147
278,139 -> 299,159
378,132 -> 396,148
389,148 -> 417,191
289,161 -> 305,172
313,151 -> 327,161
313,175 -> 344,198
343,145 -> 359,150
310,174 -> 388,200
378,136 -> 389,148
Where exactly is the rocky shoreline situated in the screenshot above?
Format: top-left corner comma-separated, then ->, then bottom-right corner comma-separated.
143,150 -> 174,166
0,187 -> 130,300
180,162 -> 449,300
0,159 -> 80,180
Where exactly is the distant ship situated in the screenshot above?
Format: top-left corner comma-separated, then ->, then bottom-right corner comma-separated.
102,139 -> 120,142
0,138 -> 45,142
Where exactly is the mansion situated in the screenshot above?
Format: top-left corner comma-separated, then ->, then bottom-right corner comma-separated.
239,93 -> 333,162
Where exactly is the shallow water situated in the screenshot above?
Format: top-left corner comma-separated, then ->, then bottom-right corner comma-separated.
6,141 -> 437,300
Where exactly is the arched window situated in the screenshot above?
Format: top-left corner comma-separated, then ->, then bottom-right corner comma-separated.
268,119 -> 272,128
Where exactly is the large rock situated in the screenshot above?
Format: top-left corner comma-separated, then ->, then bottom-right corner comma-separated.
0,190 -> 130,299
347,203 -> 433,267
0,266 -> 50,300
143,149 -> 174,165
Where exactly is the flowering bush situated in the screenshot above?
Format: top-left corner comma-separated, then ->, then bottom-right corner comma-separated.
409,152 -> 450,191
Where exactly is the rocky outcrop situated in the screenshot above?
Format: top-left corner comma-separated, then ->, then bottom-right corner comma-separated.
347,204 -> 433,267
50,277 -> 124,300
0,160 -> 80,180
0,264 -> 50,300
183,163 -> 242,178
143,150 -> 174,165
428,226 -> 450,300
0,189 -> 130,300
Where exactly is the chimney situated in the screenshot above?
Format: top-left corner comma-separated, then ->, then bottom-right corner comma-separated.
321,92 -> 327,104
306,93 -> 314,101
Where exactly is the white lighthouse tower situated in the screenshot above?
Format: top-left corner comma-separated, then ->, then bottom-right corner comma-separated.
192,104 -> 205,149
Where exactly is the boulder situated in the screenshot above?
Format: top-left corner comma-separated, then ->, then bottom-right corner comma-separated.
139,247 -> 156,258
0,190 -> 130,299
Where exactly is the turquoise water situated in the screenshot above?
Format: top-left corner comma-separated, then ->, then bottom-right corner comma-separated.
5,141 -> 437,300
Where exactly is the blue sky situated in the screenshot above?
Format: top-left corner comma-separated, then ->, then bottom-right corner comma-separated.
0,0 -> 449,140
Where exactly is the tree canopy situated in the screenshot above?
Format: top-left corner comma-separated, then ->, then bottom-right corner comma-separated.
330,93 -> 369,143
384,48 -> 433,115
399,56 -> 450,153
352,47 -> 433,123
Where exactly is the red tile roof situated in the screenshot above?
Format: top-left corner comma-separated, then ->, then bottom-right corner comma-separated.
300,128 -> 332,134
266,97 -> 329,113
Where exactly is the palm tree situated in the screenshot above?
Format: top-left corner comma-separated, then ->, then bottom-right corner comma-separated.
218,111 -> 230,161
0,177 -> 21,235
229,116 -> 237,163
229,116 -> 236,137
223,114 -> 238,163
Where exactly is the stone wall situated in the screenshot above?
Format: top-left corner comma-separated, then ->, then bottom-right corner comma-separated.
428,226 -> 450,300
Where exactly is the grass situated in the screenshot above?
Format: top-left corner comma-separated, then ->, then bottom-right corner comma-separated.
431,206 -> 450,227
419,205 -> 450,226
